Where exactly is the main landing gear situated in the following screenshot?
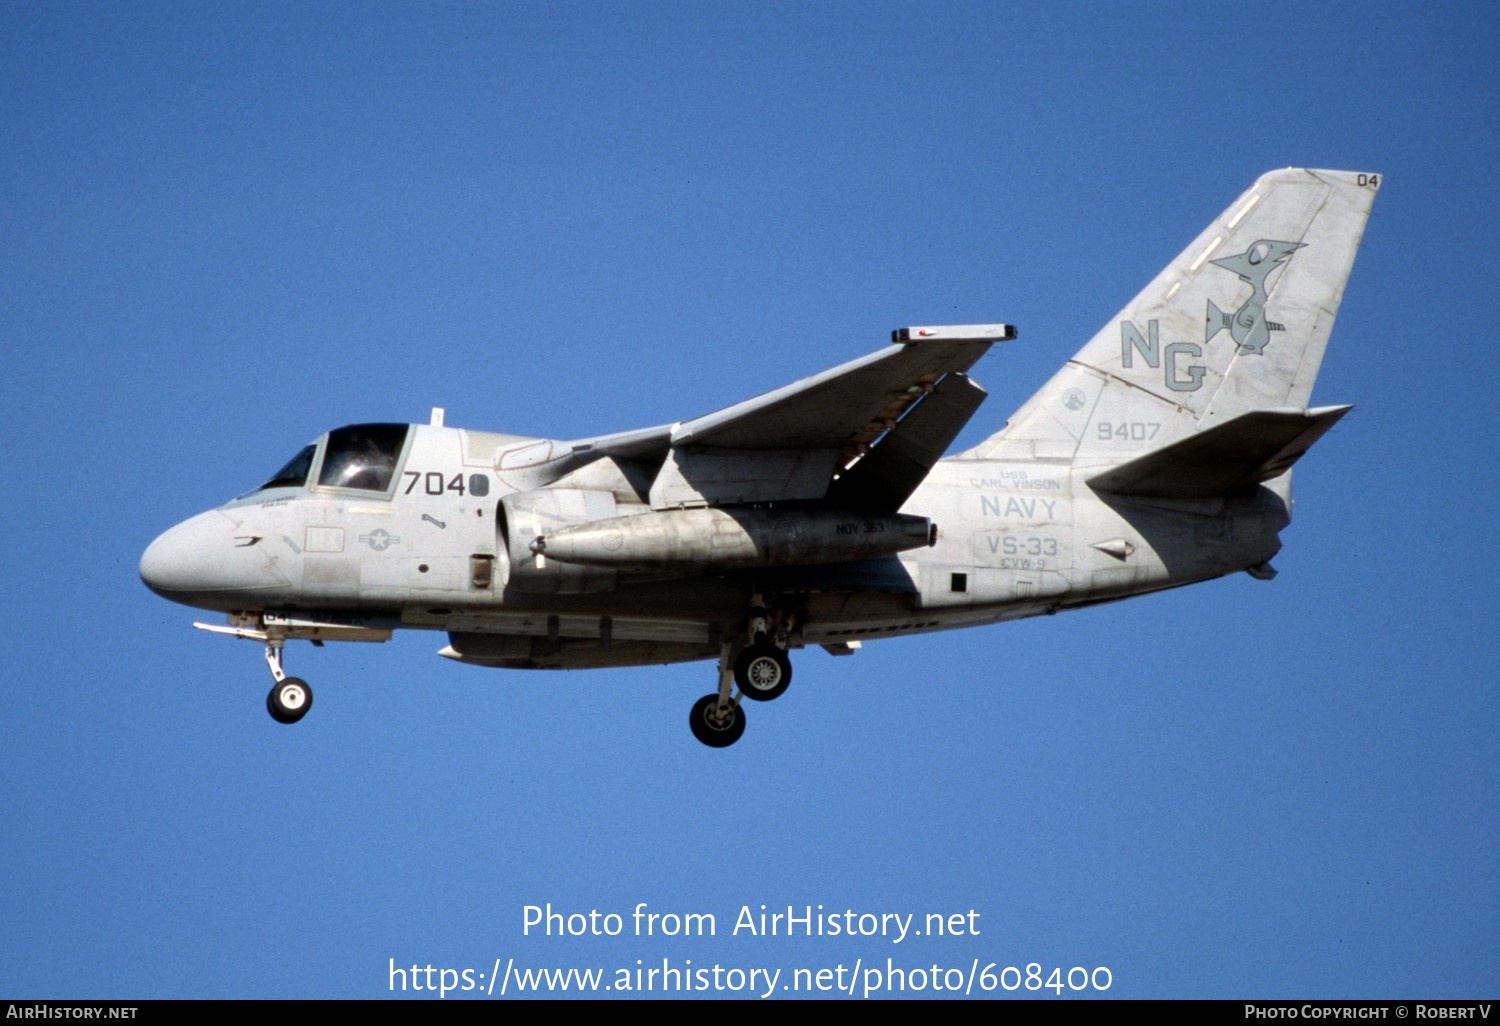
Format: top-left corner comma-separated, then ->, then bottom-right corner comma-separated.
688,602 -> 796,748
689,691 -> 745,748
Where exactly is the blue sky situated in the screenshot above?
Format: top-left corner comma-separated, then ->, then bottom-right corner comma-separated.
3,1 -> 1496,1000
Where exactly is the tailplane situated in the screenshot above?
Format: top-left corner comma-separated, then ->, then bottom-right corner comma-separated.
1084,404 -> 1351,499
971,168 -> 1379,477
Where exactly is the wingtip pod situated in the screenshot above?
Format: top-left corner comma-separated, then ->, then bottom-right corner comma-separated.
971,168 -> 1379,462
892,324 -> 1017,344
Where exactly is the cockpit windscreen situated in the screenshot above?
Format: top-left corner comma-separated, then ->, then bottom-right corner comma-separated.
258,444 -> 316,492
317,423 -> 410,492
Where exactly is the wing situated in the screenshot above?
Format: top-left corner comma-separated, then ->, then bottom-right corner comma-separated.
574,325 -> 1013,512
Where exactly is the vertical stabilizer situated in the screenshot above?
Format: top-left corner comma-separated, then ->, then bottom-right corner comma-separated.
970,169 -> 1378,467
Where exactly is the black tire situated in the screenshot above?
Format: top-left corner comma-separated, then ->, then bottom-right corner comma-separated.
267,677 -> 313,724
689,693 -> 745,748
733,642 -> 792,702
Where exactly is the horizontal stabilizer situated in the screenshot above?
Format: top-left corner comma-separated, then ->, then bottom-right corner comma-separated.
1086,405 -> 1352,499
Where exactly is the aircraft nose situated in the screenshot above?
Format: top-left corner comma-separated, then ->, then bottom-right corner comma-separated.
140,509 -> 291,608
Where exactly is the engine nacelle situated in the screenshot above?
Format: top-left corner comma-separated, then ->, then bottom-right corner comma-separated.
498,489 -> 621,594
533,507 -> 935,574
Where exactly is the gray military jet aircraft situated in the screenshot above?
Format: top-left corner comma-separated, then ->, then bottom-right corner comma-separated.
141,168 -> 1379,746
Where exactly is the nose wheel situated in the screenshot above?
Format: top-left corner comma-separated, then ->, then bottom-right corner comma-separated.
263,638 -> 313,724
267,677 -> 313,724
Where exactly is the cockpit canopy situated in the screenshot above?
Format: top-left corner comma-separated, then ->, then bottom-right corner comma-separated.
255,423 -> 411,494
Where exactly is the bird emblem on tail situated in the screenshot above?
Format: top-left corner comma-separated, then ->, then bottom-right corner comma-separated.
1205,238 -> 1304,355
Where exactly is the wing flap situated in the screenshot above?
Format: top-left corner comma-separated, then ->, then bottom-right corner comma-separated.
829,373 -> 989,510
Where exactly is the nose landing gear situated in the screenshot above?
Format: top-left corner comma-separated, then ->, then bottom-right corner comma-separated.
262,637 -> 313,725
192,613 -> 392,726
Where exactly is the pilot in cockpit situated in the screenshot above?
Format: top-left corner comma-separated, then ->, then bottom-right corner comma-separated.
323,430 -> 386,490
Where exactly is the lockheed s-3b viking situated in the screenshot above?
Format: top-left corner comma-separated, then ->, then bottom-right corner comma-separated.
140,168 -> 1380,746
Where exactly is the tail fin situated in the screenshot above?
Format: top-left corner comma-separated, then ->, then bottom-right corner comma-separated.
972,169 -> 1379,469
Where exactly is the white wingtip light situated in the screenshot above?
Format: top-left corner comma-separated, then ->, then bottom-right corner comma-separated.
892,324 -> 1017,344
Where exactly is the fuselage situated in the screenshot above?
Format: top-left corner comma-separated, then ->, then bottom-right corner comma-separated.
140,419 -> 1288,670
